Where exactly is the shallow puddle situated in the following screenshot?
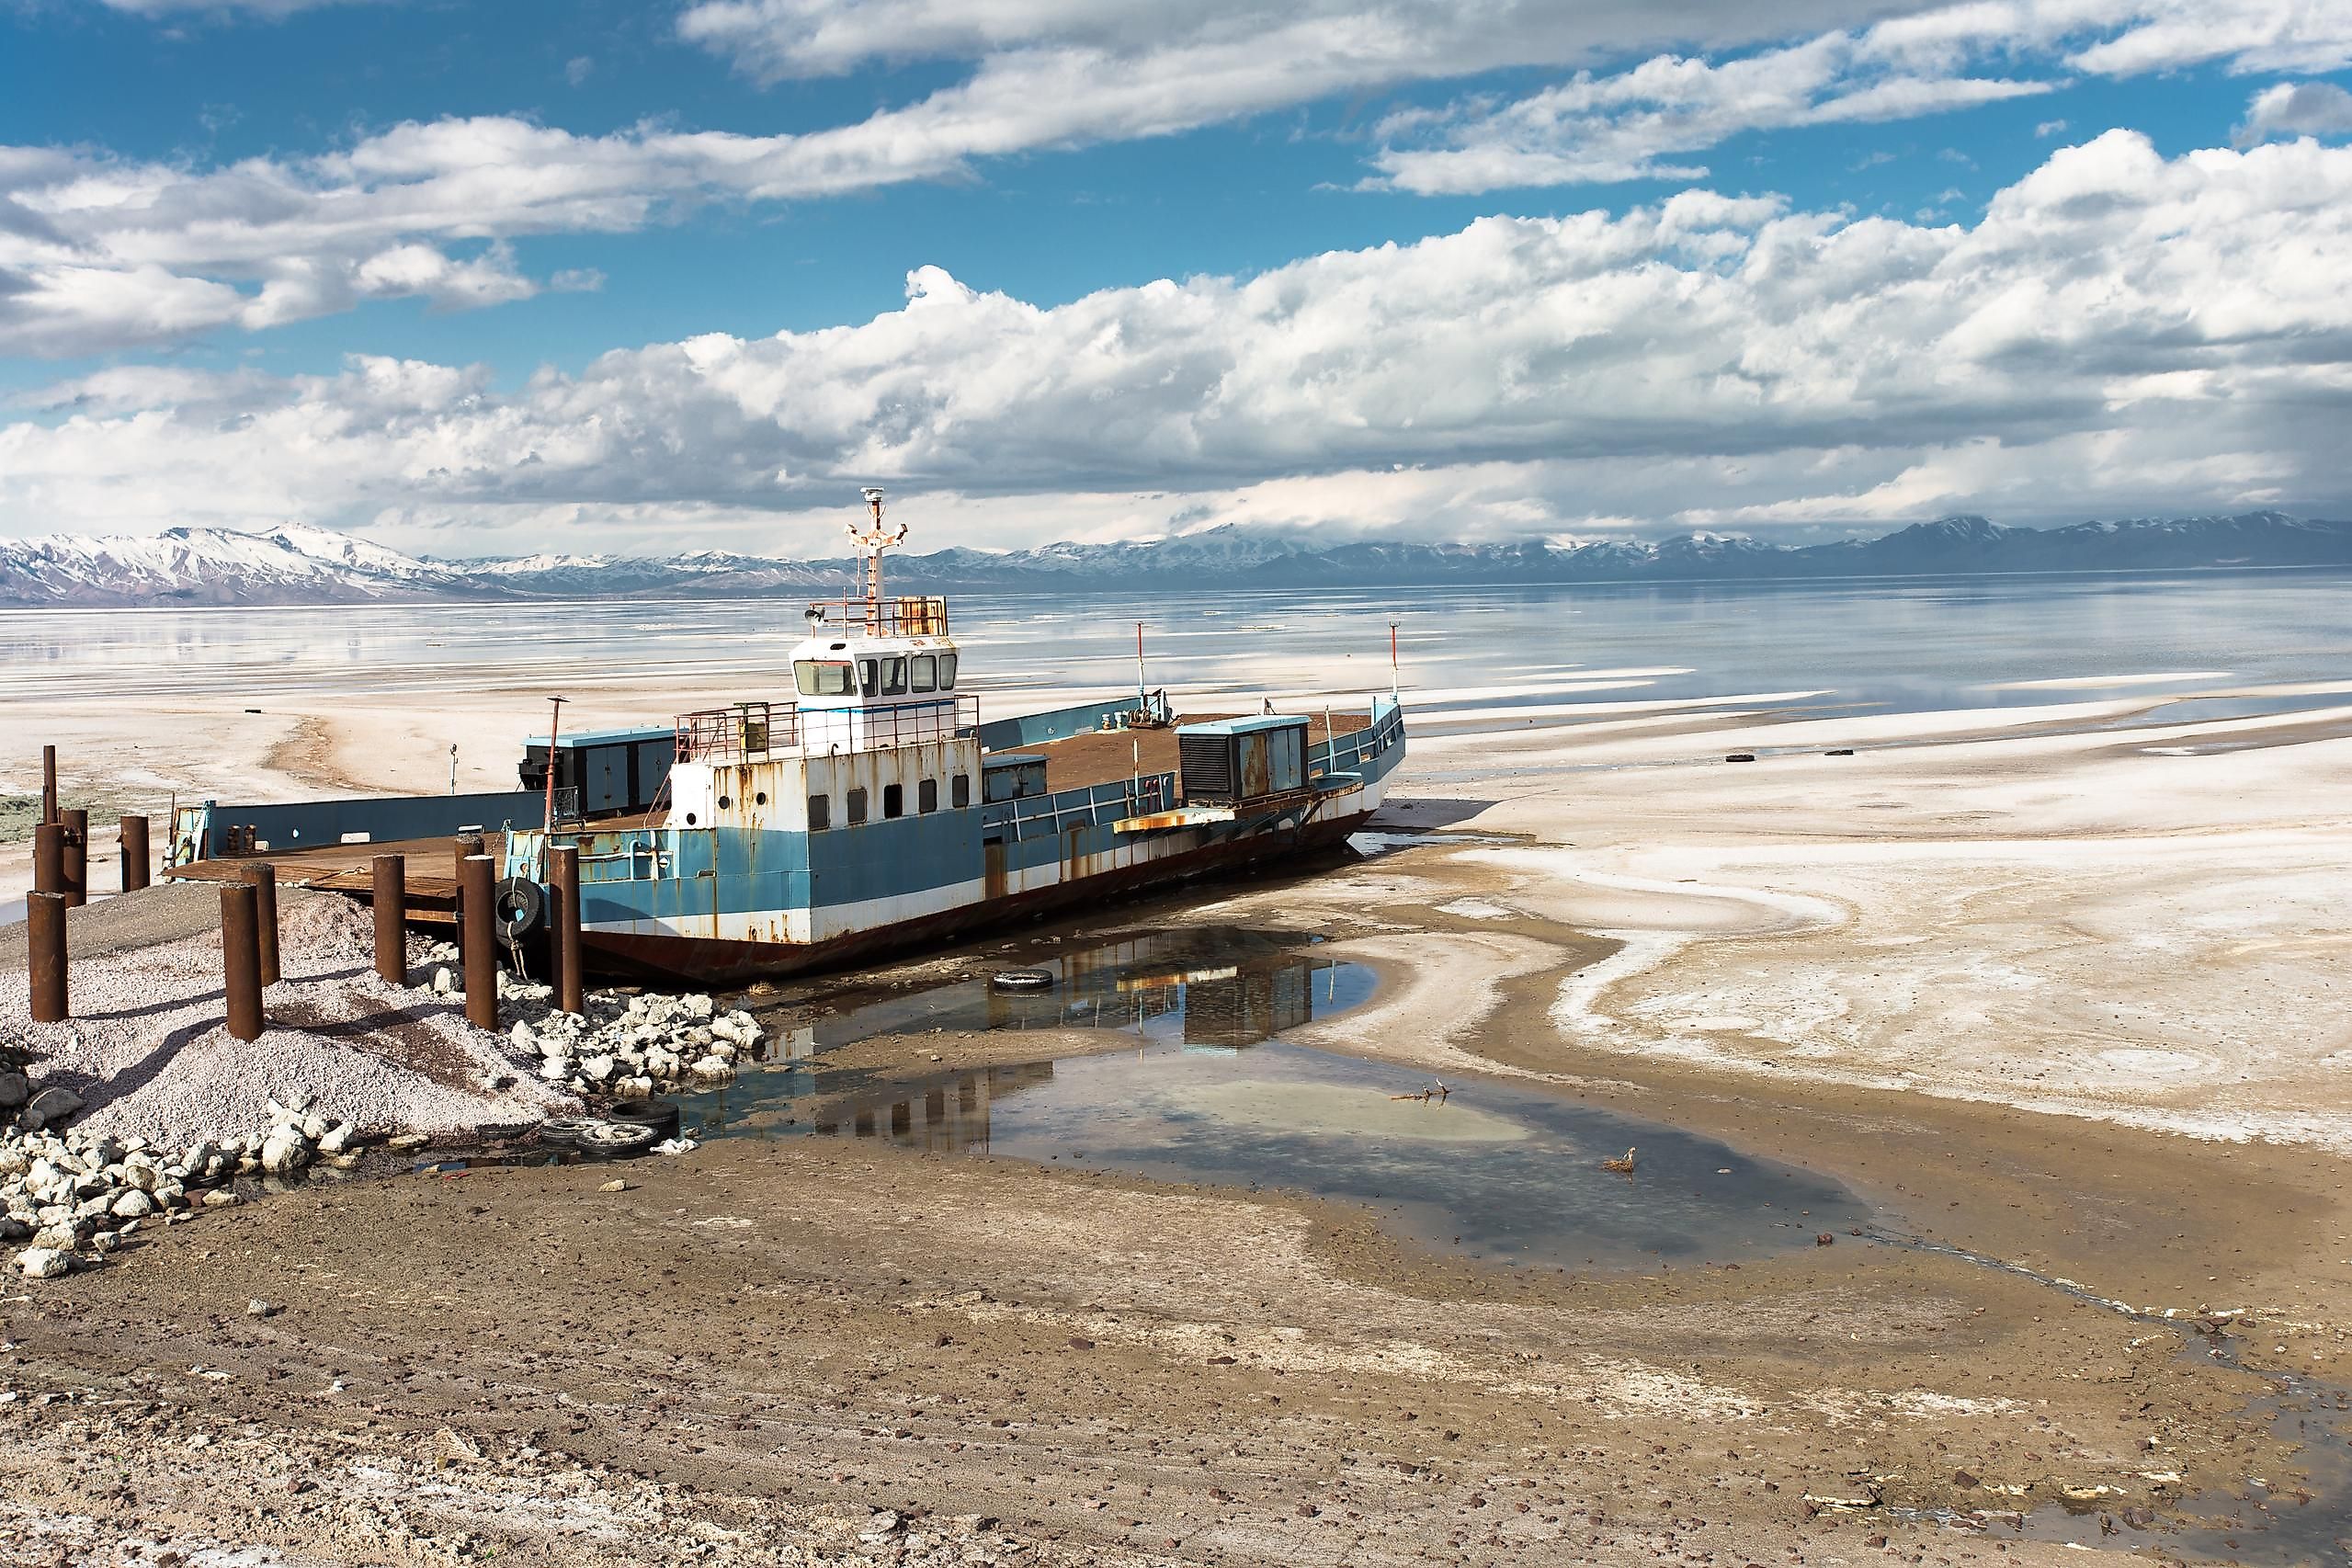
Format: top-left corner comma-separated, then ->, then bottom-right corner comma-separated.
660,926 -> 1870,1271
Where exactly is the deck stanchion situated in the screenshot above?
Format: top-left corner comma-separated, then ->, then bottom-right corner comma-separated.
459,854 -> 497,1030
40,745 -> 57,824
242,861 -> 280,985
120,814 -> 151,893
221,882 -> 264,1041
61,808 -> 87,909
372,854 -> 407,984
28,892 -> 67,1023
551,843 -> 583,1017
31,822 -> 65,897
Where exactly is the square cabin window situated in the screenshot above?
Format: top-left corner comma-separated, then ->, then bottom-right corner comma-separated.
858,659 -> 879,699
846,787 -> 868,825
918,778 -> 938,813
883,782 -> 905,818
950,774 -> 971,809
808,793 -> 831,831
911,653 -> 936,692
881,656 -> 908,696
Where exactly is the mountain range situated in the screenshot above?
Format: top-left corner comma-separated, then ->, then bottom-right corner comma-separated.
1,512 -> 2346,608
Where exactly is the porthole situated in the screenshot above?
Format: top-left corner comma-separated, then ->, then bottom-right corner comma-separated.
755,791 -> 768,805
685,812 -> 698,826
718,795 -> 733,809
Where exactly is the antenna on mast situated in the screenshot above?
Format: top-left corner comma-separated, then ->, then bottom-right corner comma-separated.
846,486 -> 909,632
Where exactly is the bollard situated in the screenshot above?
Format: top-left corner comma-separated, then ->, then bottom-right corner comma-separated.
372,854 -> 407,985
120,814 -> 151,893
221,882 -> 264,1041
32,821 -> 64,897
452,833 -> 486,963
61,807 -> 87,909
459,853 -> 497,1030
242,861 -> 280,986
551,843 -> 584,1017
28,892 -> 67,1023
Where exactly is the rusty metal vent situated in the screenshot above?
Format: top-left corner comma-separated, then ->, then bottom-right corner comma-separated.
1178,733 -> 1234,802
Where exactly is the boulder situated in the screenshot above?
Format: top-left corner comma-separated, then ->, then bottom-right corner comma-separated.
259,1131 -> 312,1175
317,1123 -> 356,1156
25,1087 -> 82,1129
16,1247 -> 69,1279
201,1190 -> 241,1209
109,1190 -> 155,1219
580,1054 -> 617,1085
0,1072 -> 27,1109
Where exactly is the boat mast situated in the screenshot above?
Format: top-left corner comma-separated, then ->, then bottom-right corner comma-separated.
847,486 -> 909,634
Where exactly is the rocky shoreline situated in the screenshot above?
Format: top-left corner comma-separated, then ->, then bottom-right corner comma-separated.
2,890 -> 757,1280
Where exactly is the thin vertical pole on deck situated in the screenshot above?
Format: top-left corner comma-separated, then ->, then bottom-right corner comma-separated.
1135,620 -> 1146,715
459,853 -> 497,1031
120,815 -> 151,892
28,892 -> 67,1023
551,842 -> 583,1017
372,854 -> 407,985
1390,621 -> 1400,698
60,808 -> 87,909
241,861 -> 279,986
31,822 -> 64,898
540,696 -> 566,878
40,745 -> 57,825
220,882 -> 264,1041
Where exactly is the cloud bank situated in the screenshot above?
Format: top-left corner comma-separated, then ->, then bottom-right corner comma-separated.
8,131 -> 2349,551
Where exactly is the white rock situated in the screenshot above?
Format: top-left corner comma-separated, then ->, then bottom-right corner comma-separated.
581,1054 -> 617,1085
16,1247 -> 69,1279
431,967 -> 457,995
687,1056 -> 734,1081
537,1059 -> 571,1083
300,1114 -> 329,1142
316,1123 -> 355,1156
259,1132 -> 311,1175
109,1190 -> 154,1219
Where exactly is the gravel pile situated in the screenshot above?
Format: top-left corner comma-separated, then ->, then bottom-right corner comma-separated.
0,889 -> 574,1147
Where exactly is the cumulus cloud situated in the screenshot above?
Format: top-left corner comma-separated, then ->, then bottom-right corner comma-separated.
2235,80 -> 2352,145
1369,0 -> 2352,192
6,131 -> 2349,551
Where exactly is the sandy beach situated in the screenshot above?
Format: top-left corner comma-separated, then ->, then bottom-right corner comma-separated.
6,638 -> 2352,1563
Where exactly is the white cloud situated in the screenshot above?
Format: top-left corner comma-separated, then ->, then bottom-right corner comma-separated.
2235,80 -> 2352,145
2036,118 -> 2070,136
6,131 -> 2348,551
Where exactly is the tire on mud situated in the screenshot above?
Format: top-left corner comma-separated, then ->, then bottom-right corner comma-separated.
574,1119 -> 662,1159
990,968 -> 1055,993
602,1098 -> 683,1140
537,1115 -> 602,1148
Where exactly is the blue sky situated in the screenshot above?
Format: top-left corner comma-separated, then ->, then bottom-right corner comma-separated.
3,0 -> 2350,556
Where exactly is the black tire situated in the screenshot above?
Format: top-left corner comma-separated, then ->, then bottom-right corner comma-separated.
494,877 -> 547,939
991,968 -> 1055,992
603,1098 -> 682,1139
538,1114 -> 601,1148
575,1119 -> 661,1159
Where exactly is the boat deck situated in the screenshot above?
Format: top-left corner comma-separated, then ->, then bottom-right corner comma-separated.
166,710 -> 1374,910
1028,710 -> 1373,794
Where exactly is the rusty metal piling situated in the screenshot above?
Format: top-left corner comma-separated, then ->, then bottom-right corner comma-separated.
242,861 -> 280,986
372,854 -> 407,984
459,853 -> 497,1030
40,745 -> 56,825
60,808 -> 87,909
31,822 -> 64,898
120,814 -> 151,893
28,892 -> 67,1023
220,883 -> 264,1041
550,843 -> 583,1017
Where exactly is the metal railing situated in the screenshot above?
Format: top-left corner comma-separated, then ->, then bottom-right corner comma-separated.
984,771 -> 1176,842
804,596 -> 950,637
675,695 -> 981,763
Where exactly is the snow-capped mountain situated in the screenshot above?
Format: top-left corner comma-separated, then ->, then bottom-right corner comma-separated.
0,513 -> 2346,608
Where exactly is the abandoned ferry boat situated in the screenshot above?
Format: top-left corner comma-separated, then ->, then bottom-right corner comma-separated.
166,493 -> 1405,984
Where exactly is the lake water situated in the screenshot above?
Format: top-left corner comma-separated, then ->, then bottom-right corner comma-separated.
4,570 -> 2349,721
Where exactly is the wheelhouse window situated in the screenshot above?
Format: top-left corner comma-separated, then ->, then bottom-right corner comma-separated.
881,656 -> 908,696
936,652 -> 958,690
918,778 -> 938,813
858,658 -> 879,699
911,654 -> 936,692
883,783 -> 904,818
950,774 -> 971,809
795,660 -> 854,697
846,788 -> 868,824
808,793 -> 832,830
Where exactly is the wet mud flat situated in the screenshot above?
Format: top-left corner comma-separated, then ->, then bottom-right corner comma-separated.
0,909 -> 2338,1565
